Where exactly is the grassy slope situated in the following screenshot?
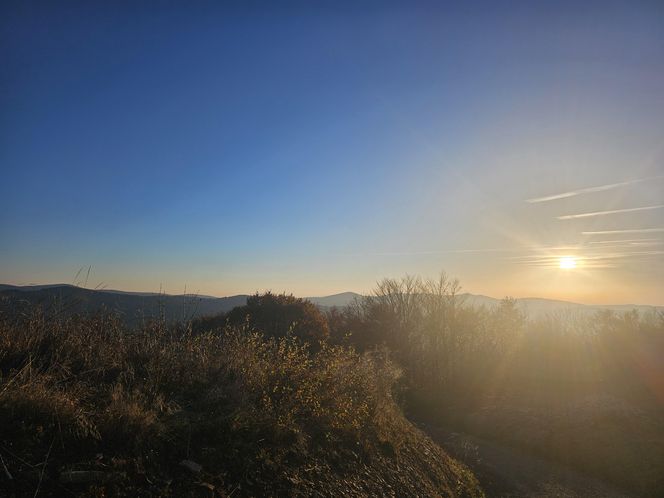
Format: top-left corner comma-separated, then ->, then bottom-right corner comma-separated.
0,309 -> 483,497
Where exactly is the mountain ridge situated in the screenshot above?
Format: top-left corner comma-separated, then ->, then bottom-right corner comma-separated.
1,284 -> 661,319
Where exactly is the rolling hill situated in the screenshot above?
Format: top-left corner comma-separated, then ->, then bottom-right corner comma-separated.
0,285 -> 660,326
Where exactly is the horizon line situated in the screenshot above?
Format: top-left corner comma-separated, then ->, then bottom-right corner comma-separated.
1,281 -> 662,308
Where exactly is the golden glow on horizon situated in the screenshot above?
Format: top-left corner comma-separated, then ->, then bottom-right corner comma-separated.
559,256 -> 577,270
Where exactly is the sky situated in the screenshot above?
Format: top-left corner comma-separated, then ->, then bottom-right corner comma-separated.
2,1 -> 663,304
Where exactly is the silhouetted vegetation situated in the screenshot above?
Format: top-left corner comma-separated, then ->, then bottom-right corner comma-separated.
327,274 -> 664,496
196,292 -> 329,343
0,296 -> 482,497
2,274 -> 663,496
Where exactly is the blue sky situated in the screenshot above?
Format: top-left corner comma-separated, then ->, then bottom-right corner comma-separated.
2,1 -> 663,303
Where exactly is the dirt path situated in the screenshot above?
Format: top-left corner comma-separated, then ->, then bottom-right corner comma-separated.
421,424 -> 633,498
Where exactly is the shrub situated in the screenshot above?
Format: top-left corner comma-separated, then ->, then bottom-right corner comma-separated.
225,292 -> 329,342
0,306 -> 482,497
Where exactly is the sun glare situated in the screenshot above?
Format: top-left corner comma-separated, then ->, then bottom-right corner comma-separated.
559,256 -> 577,269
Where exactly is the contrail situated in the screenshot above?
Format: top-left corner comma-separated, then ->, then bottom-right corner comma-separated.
582,228 -> 664,235
513,251 -> 664,261
526,176 -> 661,203
557,205 -> 664,220
588,238 -> 661,244
369,248 -> 511,256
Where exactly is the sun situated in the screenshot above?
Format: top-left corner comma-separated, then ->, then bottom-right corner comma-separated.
559,256 -> 577,269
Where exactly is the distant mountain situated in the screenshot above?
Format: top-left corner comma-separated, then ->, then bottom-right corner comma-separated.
0,285 -> 660,325
0,285 -> 365,325
0,285 -> 248,325
307,290 -> 662,316
0,283 -> 219,299
0,283 -> 79,292
306,292 -> 362,308
460,293 -> 663,317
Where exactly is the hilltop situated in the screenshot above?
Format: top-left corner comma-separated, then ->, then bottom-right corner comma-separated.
0,302 -> 483,497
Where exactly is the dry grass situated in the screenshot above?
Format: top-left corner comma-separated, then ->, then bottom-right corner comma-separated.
0,305 -> 483,497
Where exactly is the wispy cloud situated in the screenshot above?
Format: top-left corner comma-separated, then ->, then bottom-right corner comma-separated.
582,228 -> 664,235
525,176 -> 661,203
588,238 -> 661,245
513,251 -> 664,261
368,248 -> 511,256
557,205 -> 664,220
370,245 -> 591,256
511,250 -> 664,269
513,260 -> 618,269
